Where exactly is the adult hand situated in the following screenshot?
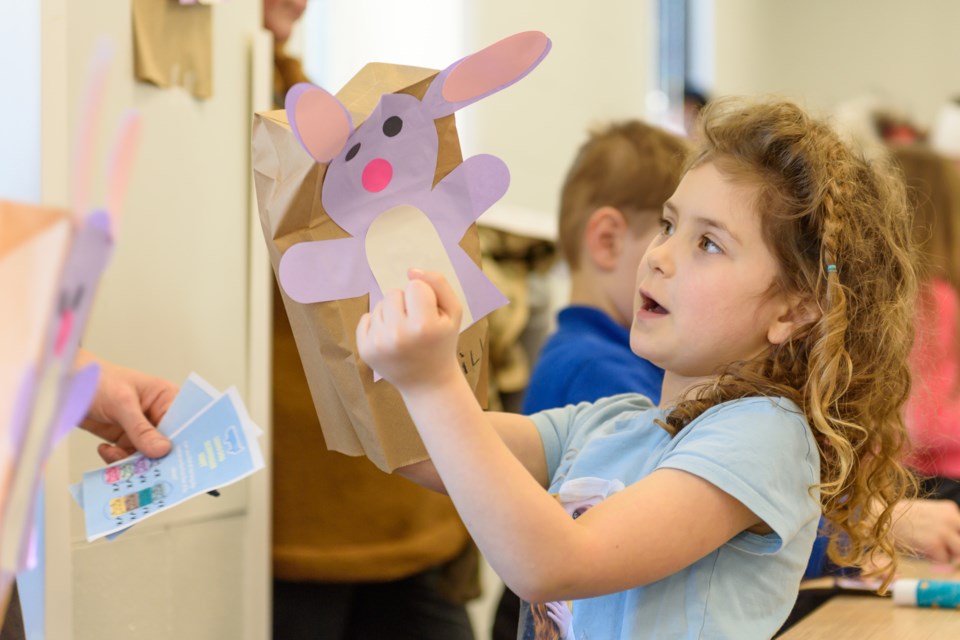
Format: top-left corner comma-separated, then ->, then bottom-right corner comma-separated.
890,498 -> 960,564
77,350 -> 176,463
355,269 -> 463,392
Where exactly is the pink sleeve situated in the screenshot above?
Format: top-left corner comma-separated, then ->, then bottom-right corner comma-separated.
906,279 -> 960,477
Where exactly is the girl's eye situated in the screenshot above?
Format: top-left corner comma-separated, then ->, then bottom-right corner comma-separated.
700,236 -> 722,254
659,218 -> 675,236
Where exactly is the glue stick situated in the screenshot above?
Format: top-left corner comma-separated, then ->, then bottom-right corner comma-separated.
892,579 -> 960,608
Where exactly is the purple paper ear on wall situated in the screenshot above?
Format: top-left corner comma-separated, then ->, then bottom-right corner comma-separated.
278,31 -> 551,340
2,40 -> 135,579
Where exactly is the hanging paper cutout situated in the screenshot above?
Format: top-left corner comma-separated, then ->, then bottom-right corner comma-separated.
0,41 -> 140,609
132,0 -> 213,99
279,31 -> 551,340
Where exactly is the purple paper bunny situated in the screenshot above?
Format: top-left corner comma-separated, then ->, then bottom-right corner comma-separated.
279,31 -> 551,332
1,42 -> 139,576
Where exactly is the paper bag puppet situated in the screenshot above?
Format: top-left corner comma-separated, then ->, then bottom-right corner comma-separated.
253,31 -> 551,471
0,44 -> 139,611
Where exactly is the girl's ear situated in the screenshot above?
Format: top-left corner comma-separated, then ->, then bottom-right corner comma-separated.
767,296 -> 821,345
583,207 -> 628,271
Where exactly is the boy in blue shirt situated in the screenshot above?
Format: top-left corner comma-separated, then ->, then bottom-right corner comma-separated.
521,121 -> 688,414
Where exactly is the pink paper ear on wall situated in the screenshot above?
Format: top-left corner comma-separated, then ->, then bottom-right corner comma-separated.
285,83 -> 354,163
72,40 -> 113,219
105,111 -> 142,237
442,31 -> 551,104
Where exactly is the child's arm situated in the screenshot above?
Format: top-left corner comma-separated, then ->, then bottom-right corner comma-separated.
396,411 -> 550,494
358,271 -> 764,602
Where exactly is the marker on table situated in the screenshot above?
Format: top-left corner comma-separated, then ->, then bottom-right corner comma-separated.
892,579 -> 960,608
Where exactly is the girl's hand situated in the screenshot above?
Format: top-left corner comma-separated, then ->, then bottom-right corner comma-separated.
356,269 -> 463,391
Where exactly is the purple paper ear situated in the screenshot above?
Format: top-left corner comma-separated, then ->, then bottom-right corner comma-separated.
423,31 -> 551,119
285,83 -> 354,163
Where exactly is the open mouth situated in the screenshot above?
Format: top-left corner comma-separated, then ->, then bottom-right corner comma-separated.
640,293 -> 669,315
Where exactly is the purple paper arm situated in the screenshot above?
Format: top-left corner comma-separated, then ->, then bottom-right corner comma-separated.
430,154 -> 510,240
279,237 -> 375,304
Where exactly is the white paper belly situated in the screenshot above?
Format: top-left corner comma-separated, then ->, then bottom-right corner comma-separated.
366,205 -> 473,330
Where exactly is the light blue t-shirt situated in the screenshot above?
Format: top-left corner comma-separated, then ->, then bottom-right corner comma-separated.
523,394 -> 820,640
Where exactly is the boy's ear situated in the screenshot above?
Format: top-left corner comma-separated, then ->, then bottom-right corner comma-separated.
767,295 -> 821,345
583,206 -> 629,271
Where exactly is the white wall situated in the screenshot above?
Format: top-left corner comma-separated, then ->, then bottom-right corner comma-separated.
298,0 -> 655,241
713,0 -> 960,127
459,1 -> 655,235
0,0 -> 41,202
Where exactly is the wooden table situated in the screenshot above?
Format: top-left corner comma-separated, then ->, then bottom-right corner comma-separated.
780,560 -> 960,639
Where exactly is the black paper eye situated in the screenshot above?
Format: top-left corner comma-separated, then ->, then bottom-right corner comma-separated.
345,143 -> 361,161
383,116 -> 403,137
59,286 -> 86,313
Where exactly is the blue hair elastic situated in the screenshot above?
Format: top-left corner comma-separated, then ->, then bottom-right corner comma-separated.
826,264 -> 837,273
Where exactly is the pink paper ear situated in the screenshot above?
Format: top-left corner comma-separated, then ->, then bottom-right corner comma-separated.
105,110 -> 142,237
442,31 -> 551,104
72,40 -> 113,218
285,83 -> 354,163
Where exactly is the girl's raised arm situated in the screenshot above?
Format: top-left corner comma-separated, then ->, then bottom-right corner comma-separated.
358,270 -> 766,603
399,370 -> 762,602
396,411 -> 549,494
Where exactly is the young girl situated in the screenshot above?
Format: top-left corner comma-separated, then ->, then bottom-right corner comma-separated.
355,97 -> 918,638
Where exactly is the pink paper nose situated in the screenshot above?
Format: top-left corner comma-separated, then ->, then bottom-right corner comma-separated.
55,309 -> 74,357
362,158 -> 393,192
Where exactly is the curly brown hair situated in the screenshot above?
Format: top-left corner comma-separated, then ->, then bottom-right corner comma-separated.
530,602 -> 562,640
658,97 -> 918,587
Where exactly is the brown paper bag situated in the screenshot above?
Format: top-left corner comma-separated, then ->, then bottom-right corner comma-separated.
132,0 -> 213,99
252,63 -> 489,472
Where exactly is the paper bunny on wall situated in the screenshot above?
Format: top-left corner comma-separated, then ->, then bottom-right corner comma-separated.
0,41 -> 140,577
279,31 -> 551,337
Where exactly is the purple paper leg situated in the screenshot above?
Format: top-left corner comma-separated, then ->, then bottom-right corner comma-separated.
11,368 -> 38,453
50,363 -> 100,451
448,247 -> 509,324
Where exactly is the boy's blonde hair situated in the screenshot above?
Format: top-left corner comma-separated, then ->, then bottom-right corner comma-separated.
664,97 -> 918,586
557,121 -> 688,269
